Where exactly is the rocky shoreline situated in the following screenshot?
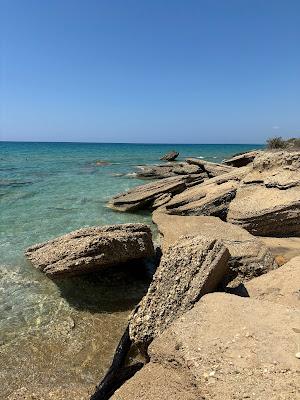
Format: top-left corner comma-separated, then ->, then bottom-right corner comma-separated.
21,149 -> 300,400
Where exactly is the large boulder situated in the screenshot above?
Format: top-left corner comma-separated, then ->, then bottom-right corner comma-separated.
244,256 -> 300,308
148,293 -> 300,400
227,150 -> 300,236
25,224 -> 155,278
108,175 -> 204,212
160,151 -> 179,161
223,150 -> 261,167
152,211 -> 277,283
129,236 -> 229,346
186,157 -> 235,177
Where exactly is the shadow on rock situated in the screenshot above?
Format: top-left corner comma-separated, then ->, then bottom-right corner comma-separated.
54,260 -> 155,313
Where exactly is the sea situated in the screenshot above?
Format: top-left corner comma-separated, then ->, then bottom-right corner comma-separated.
0,142 -> 263,397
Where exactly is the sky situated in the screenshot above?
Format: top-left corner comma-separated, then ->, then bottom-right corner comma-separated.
1,0 -> 300,144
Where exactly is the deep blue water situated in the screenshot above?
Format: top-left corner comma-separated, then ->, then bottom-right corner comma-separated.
0,141 -> 263,394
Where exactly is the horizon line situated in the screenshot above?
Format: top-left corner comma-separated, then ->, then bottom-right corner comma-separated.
0,140 -> 264,145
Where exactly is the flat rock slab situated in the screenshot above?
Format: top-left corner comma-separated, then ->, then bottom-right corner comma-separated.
149,293 -> 300,400
159,166 -> 250,218
136,162 -> 204,179
129,236 -> 229,346
244,256 -> 300,308
186,158 -> 235,177
227,184 -> 300,236
108,175 -> 204,212
25,224 -> 154,278
223,150 -> 261,167
152,211 -> 277,284
227,151 -> 300,236
164,179 -> 238,218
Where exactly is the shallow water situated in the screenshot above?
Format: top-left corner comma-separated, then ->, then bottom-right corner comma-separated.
0,142 -> 262,397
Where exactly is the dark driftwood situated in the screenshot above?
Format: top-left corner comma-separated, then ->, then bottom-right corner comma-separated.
90,325 -> 144,400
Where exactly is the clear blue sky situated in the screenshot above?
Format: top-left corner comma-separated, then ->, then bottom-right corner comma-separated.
1,0 -> 300,143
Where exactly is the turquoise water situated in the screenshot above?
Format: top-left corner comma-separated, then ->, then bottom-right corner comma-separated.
0,142 -> 262,396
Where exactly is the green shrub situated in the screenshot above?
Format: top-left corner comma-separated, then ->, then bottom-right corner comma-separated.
266,136 -> 287,149
286,138 -> 300,148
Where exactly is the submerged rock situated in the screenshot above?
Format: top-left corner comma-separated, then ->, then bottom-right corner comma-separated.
25,224 -> 154,278
160,151 -> 179,161
108,175 -> 205,212
152,211 -> 277,284
95,160 -> 111,166
223,150 -> 261,167
227,151 -> 300,236
129,235 -> 229,346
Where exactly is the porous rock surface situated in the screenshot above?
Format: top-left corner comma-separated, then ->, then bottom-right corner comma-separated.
25,224 -> 154,278
129,235 -> 229,346
152,211 -> 277,283
108,175 -> 204,212
227,151 -> 300,236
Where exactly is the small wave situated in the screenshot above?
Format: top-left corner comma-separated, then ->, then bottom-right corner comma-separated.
197,156 -> 204,159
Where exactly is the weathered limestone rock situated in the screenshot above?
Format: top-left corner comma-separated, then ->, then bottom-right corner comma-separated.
152,211 -> 277,283
149,293 -> 300,400
157,166 -> 250,217
186,157 -> 235,177
136,162 -> 205,179
244,256 -> 300,308
108,175 -> 204,212
246,150 -> 300,189
129,236 -> 229,345
227,185 -> 300,236
160,151 -> 179,161
223,150 -> 261,167
227,151 -> 300,236
25,224 -> 154,278
163,179 -> 238,218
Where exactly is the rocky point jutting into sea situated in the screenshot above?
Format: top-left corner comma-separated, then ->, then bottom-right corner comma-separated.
1,143 -> 300,400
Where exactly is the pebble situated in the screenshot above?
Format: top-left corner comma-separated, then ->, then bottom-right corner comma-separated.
295,352 -> 300,359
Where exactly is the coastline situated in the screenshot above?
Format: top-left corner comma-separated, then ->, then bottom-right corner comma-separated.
1,144 -> 299,399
